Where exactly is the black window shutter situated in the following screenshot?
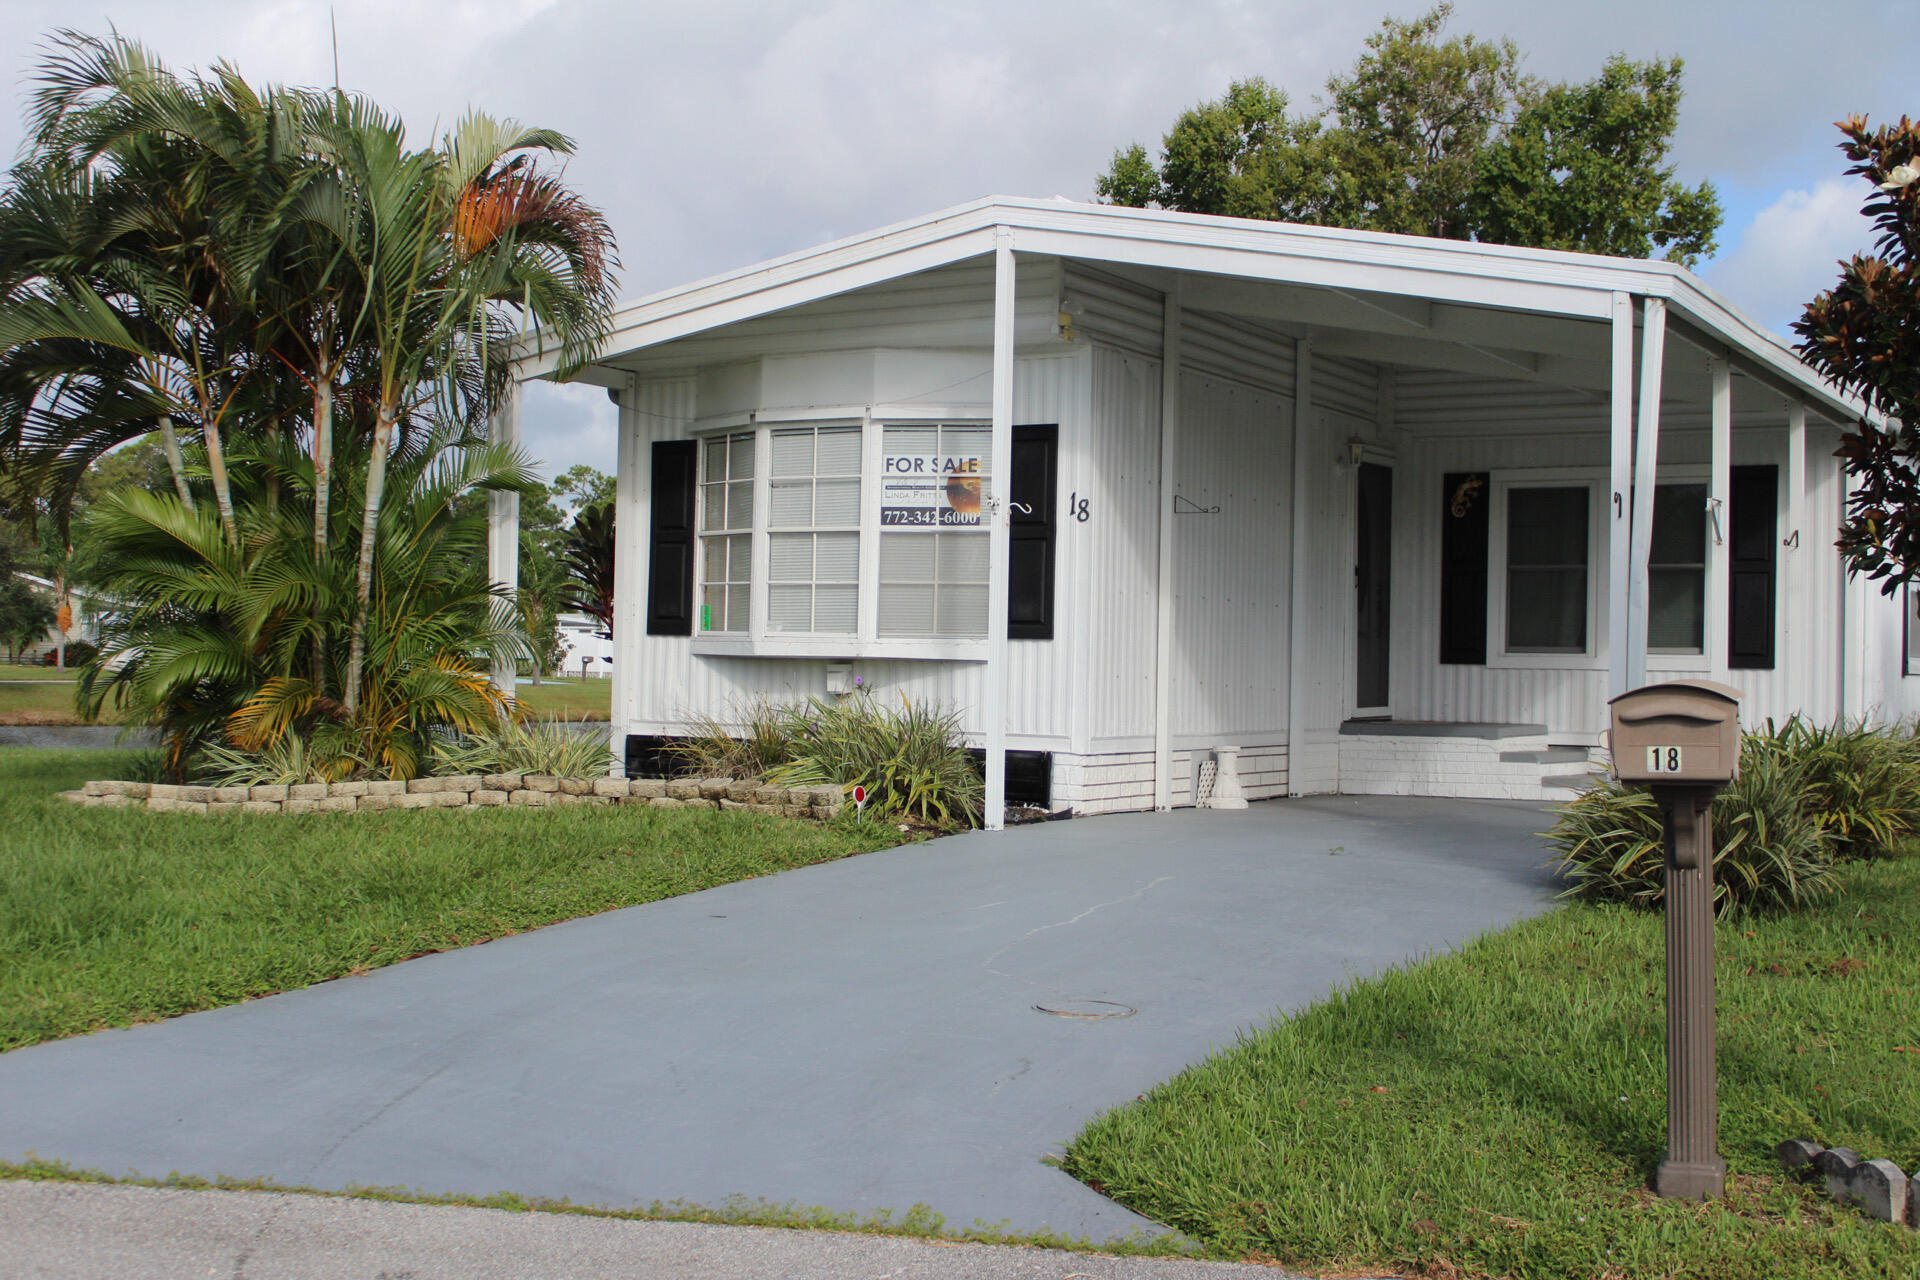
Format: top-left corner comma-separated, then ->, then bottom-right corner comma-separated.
1439,472 -> 1490,665
646,441 -> 697,636
1008,424 -> 1058,640
1728,464 -> 1778,670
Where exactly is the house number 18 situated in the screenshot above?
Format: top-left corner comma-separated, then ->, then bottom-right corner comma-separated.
1068,492 -> 1091,523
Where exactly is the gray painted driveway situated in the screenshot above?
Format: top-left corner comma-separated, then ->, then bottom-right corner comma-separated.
0,797 -> 1560,1243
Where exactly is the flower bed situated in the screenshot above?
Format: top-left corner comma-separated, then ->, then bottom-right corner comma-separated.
61,775 -> 848,820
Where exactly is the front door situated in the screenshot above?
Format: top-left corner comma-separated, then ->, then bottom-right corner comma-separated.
1355,461 -> 1392,716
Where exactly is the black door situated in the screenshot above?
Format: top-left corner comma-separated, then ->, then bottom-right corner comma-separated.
1356,461 -> 1392,711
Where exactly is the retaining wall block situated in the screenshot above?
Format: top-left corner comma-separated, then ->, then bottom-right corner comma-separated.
366,780 -> 406,797
317,796 -> 359,814
783,804 -> 812,820
177,785 -> 212,803
147,783 -> 182,801
525,775 -> 561,793
288,783 -> 328,801
428,791 -> 467,808
698,778 -> 731,800
1909,1178 -> 1920,1230
392,793 -> 435,811
581,794 -> 613,806
59,789 -> 85,804
406,777 -> 453,794
553,777 -> 590,796
250,784 -> 290,802
239,801 -> 281,815
482,773 -> 524,792
359,795 -> 395,813
442,774 -> 483,793
811,804 -> 840,821
753,786 -> 786,806
509,790 -> 550,807
330,780 -> 369,798
1850,1160 -> 1909,1224
83,794 -> 129,808
719,799 -> 748,812
749,804 -> 784,817
471,790 -> 507,806
209,786 -> 251,804
648,796 -> 684,809
727,782 -> 760,802
149,797 -> 208,815
808,786 -> 842,808
592,778 -> 630,798
83,779 -> 125,797
629,779 -> 666,798
664,779 -> 701,800
122,781 -> 153,800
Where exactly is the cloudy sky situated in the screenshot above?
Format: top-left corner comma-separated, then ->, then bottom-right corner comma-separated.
1,0 -> 1910,480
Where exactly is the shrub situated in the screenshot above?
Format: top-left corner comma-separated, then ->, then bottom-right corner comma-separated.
197,728 -> 367,785
1548,736 -> 1839,915
430,716 -> 613,778
42,640 -> 97,667
765,694 -> 982,828
670,693 -> 982,828
1749,717 -> 1920,859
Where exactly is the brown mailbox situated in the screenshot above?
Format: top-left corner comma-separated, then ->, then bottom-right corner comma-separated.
1608,680 -> 1743,786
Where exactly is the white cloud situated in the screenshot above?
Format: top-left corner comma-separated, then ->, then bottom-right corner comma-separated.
1699,177 -> 1878,332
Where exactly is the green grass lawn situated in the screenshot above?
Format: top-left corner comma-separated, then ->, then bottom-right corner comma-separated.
1064,859 -> 1920,1279
512,676 -> 612,721
0,749 -> 903,1053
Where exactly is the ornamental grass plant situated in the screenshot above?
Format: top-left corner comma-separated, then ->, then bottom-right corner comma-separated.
1548,719 -> 1920,916
671,693 -> 983,827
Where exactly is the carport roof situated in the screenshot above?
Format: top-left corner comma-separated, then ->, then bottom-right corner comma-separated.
518,195 -> 1862,423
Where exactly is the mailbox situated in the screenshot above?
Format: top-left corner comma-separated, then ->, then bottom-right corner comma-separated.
1608,680 -> 1743,786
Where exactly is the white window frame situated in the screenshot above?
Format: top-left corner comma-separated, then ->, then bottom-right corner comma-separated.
1487,469 -> 1606,670
1642,467 -> 1711,670
689,411 -> 997,661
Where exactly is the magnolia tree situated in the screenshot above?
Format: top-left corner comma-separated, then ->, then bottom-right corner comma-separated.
1794,115 -> 1920,590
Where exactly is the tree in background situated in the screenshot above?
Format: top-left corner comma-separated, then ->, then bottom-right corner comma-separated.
0,540 -> 56,661
563,498 -> 615,637
1794,115 -> 1920,590
1096,4 -> 1720,265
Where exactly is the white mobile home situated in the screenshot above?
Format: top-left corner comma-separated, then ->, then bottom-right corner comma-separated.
504,198 -> 1912,827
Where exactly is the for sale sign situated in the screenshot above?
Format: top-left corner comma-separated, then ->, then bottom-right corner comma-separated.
881,452 -> 983,527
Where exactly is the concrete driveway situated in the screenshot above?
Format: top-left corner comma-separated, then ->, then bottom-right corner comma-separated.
0,797 -> 1561,1242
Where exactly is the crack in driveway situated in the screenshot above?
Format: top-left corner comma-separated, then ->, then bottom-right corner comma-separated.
980,876 -> 1175,991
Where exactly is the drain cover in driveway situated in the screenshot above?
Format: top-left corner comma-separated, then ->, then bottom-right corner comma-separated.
1033,1000 -> 1136,1019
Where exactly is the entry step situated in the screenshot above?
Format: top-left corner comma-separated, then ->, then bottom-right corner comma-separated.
1339,720 -> 1548,740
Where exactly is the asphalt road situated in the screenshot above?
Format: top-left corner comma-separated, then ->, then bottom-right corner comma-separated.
1,1181 -> 1317,1280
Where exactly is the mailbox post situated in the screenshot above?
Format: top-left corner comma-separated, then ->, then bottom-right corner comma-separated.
1607,679 -> 1743,1201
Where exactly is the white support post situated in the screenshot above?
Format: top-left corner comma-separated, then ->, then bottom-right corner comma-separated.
1607,291 -> 1635,699
607,378 -> 637,774
1706,356 -> 1733,683
1626,298 -> 1667,690
488,378 -> 523,698
1153,281 -> 1182,811
1785,402 -> 1808,714
1286,338 -> 1314,796
983,231 -> 1016,831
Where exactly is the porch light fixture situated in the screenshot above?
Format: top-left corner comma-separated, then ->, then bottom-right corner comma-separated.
1345,437 -> 1367,467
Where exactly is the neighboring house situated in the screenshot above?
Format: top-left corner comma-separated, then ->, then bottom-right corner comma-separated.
15,573 -> 101,663
503,197 -> 1910,828
555,611 -> 615,678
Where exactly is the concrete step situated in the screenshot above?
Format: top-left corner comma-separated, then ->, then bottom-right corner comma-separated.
1338,720 -> 1549,740
1498,747 -> 1593,765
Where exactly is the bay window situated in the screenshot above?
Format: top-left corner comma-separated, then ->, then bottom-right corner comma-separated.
680,418 -> 1045,655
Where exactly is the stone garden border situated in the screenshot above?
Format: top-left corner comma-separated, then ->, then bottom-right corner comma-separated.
61,774 -> 849,821
1777,1139 -> 1918,1227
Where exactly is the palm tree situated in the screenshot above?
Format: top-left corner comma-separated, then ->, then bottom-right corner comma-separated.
563,498 -> 616,636
311,103 -> 617,714
79,424 -> 536,776
0,32 -> 319,546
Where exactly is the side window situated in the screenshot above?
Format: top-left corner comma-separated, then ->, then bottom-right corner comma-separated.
698,431 -> 755,633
